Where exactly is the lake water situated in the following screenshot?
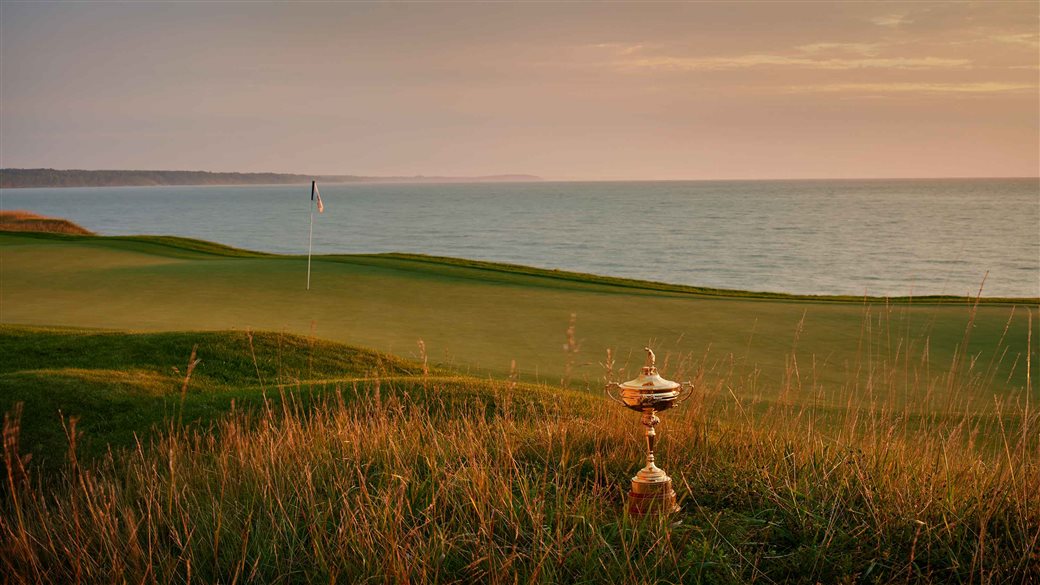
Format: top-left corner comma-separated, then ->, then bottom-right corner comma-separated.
3,179 -> 1038,297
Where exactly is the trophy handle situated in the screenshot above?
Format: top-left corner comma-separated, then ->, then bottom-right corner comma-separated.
676,381 -> 696,404
604,382 -> 626,406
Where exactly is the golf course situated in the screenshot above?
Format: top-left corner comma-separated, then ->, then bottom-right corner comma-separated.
2,226 -> 1038,583
3,2 -> 1039,580
3,229 -> 1035,394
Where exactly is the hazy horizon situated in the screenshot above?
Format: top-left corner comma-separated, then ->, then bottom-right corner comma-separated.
2,2 -> 1037,181
3,167 -> 1040,183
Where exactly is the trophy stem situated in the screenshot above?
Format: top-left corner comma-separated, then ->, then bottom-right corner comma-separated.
643,410 -> 658,467
628,408 -> 678,517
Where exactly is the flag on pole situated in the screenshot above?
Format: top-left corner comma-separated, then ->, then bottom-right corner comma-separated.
312,181 -> 325,213
307,180 -> 324,290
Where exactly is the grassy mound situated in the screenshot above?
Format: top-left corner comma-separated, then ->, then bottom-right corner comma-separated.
0,325 -> 546,469
0,211 -> 93,235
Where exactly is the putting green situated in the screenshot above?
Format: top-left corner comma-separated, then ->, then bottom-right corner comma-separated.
1,232 -> 1035,410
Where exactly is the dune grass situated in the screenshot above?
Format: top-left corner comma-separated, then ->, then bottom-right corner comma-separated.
0,212 -> 93,236
1,337 -> 1037,583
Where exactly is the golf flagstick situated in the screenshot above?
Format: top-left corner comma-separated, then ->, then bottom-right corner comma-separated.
306,180 -> 325,290
307,181 -> 314,290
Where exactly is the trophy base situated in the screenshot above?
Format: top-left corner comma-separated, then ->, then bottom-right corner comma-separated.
627,464 -> 679,517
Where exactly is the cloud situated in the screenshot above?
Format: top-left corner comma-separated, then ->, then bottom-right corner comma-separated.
585,42 -> 657,56
870,13 -> 912,28
780,82 -> 1037,94
614,54 -> 971,72
796,42 -> 884,56
990,33 -> 1040,48
589,40 -> 972,72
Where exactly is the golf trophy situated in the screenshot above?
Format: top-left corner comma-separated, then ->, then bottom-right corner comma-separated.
606,347 -> 692,517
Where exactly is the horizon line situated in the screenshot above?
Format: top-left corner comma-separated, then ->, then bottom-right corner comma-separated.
2,167 -> 1038,184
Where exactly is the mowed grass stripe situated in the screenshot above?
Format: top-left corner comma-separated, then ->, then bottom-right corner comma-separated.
2,232 -> 1036,402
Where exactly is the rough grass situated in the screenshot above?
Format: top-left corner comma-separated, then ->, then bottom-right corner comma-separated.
2,374 -> 1037,583
0,326 -> 420,470
1,325 -> 1037,583
2,317 -> 1035,472
0,211 -> 93,235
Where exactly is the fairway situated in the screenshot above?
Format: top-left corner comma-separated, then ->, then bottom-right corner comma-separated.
2,231 -> 1036,411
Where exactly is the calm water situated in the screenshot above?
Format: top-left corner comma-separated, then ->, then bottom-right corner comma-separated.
3,179 -> 1038,297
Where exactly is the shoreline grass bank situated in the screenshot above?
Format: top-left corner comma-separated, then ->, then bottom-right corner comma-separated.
5,230 -> 1035,304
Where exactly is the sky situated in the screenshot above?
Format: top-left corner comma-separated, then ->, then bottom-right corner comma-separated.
1,1 -> 1037,180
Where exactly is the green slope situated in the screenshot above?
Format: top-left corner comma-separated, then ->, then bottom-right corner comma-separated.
1,232 -> 1036,408
0,326 -> 405,466
0,325 -> 585,470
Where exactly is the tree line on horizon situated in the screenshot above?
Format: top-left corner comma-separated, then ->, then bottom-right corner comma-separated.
0,168 -> 360,188
0,168 -> 542,188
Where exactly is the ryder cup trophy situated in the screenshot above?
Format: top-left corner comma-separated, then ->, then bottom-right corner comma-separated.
606,347 -> 692,517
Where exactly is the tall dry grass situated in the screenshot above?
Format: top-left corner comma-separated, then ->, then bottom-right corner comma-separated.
1,300 -> 1037,583
2,364 -> 1037,583
0,211 -> 94,235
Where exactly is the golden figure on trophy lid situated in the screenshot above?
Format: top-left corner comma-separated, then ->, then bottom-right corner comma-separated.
606,347 -> 693,517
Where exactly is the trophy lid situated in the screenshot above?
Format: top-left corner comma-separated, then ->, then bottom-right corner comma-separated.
618,347 -> 680,392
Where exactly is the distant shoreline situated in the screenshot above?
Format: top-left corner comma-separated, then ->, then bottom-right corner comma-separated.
2,169 -> 1036,189
0,168 -> 543,189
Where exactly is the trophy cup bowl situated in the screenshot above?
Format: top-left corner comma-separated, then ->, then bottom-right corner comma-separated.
606,347 -> 692,517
